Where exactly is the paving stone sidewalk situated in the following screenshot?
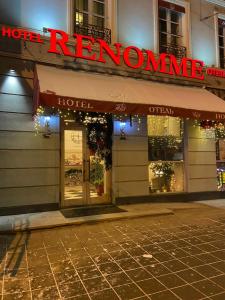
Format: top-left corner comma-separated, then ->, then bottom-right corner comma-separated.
1,204 -> 225,299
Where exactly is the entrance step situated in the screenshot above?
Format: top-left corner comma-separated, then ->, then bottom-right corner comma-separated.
0,205 -> 173,232
60,205 -> 127,218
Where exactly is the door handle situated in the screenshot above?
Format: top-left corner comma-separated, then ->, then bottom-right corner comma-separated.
87,159 -> 90,181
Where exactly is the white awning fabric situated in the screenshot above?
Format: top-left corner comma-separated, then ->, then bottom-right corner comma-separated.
35,64 -> 225,120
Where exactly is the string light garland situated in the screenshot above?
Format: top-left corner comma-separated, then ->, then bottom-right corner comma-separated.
113,114 -> 144,132
191,119 -> 225,139
34,106 -> 113,169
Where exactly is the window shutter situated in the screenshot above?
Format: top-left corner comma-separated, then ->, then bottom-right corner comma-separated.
158,0 -> 185,14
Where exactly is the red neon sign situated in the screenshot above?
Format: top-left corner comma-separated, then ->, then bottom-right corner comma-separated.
206,68 -> 225,79
1,25 -> 205,80
2,26 -> 44,43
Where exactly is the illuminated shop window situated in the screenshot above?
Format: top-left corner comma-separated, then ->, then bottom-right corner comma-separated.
218,18 -> 225,69
148,116 -> 184,193
216,126 -> 225,191
158,0 -> 186,58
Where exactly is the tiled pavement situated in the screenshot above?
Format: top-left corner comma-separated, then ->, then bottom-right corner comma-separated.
1,206 -> 225,299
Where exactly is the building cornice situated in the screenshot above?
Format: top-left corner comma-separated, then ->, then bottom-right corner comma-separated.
205,0 -> 225,8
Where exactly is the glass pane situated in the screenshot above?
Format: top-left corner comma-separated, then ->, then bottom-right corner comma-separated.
90,155 -> 105,197
219,37 -> 224,48
159,7 -> 167,20
159,32 -> 167,45
217,162 -> 225,191
219,47 -> 225,59
220,58 -> 225,68
149,162 -> 184,193
171,23 -> 179,35
159,20 -> 167,33
171,35 -> 179,45
219,26 -> 224,36
217,140 -> 225,161
93,16 -> 104,28
148,116 -> 184,161
75,12 -> 88,25
75,0 -> 88,11
64,130 -> 83,201
93,1 -> 105,16
148,136 -> 184,161
171,10 -> 180,23
148,116 -> 182,137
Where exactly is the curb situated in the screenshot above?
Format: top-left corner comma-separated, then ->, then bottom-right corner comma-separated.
0,209 -> 173,233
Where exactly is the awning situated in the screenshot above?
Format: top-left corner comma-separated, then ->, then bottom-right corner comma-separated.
35,64 -> 225,120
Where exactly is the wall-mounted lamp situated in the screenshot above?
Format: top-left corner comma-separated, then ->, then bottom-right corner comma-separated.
43,116 -> 51,138
120,122 -> 126,140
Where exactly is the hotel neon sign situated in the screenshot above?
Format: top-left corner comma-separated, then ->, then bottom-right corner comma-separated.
1,26 -> 206,80
1,26 -> 224,80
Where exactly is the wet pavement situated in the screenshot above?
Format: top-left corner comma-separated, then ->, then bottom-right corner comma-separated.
1,204 -> 225,299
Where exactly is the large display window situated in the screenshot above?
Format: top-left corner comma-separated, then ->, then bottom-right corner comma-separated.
216,136 -> 225,191
148,116 -> 184,193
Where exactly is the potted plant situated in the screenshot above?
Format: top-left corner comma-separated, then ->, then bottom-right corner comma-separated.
90,156 -> 104,196
150,162 -> 175,192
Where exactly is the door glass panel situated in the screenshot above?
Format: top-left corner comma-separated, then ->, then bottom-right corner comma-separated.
89,154 -> 105,198
64,130 -> 84,202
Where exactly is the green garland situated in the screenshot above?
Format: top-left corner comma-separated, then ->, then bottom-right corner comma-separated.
74,112 -> 113,170
86,114 -> 113,170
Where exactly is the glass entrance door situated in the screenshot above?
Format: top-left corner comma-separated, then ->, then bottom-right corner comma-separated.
62,125 -> 111,207
64,128 -> 85,206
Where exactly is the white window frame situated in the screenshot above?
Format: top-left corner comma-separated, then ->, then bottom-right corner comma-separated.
153,0 -> 191,56
215,13 -> 225,68
67,0 -> 117,43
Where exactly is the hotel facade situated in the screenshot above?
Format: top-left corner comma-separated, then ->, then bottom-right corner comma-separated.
1,0 -> 225,214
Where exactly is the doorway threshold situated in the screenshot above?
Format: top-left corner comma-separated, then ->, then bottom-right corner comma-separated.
60,205 -> 127,218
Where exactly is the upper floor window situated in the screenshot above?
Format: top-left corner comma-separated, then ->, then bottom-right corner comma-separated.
218,18 -> 225,69
74,0 -> 111,43
158,0 -> 186,58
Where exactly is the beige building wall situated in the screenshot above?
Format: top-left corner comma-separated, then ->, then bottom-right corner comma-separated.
0,57 -> 60,208
112,117 -> 149,198
187,120 -> 217,192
